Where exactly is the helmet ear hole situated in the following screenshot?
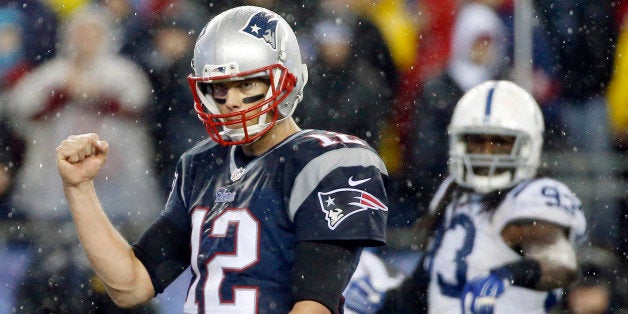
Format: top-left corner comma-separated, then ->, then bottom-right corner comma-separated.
198,82 -> 211,96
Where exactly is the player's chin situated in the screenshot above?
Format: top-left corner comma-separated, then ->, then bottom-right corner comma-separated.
224,125 -> 241,130
472,167 -> 490,176
472,168 -> 509,176
223,118 -> 259,130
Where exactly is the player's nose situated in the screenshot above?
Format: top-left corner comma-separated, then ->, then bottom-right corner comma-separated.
224,89 -> 242,111
481,139 -> 494,153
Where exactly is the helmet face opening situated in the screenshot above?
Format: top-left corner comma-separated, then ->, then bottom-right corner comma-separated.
188,63 -> 296,145
461,133 -> 518,176
448,80 -> 544,193
451,129 -> 531,192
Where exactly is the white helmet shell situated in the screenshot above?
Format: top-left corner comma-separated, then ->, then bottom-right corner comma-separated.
448,80 -> 544,193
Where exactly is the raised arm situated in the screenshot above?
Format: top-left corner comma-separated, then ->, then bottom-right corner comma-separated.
56,133 -> 155,307
500,220 -> 578,290
461,220 -> 578,313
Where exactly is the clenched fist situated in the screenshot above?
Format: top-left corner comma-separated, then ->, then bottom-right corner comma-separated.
56,133 -> 109,187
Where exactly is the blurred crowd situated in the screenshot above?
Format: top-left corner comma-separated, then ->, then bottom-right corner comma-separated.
0,0 -> 625,313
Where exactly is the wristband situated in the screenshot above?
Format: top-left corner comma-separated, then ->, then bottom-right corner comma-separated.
491,258 -> 542,289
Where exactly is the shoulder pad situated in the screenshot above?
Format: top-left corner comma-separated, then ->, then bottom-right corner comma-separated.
495,178 -> 587,243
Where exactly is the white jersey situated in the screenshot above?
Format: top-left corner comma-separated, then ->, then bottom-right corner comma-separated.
427,177 -> 587,314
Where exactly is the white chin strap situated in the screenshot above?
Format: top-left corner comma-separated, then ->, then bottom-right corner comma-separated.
221,85 -> 279,142
465,171 -> 513,193
220,123 -> 268,142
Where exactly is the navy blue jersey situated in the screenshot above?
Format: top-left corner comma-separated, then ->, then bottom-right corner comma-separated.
160,130 -> 388,314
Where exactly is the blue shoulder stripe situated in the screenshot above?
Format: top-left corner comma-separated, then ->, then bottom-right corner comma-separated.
484,85 -> 496,120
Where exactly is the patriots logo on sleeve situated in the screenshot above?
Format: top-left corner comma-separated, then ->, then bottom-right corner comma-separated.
241,11 -> 278,49
317,188 -> 388,230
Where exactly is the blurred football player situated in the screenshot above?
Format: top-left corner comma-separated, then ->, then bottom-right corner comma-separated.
55,6 -> 388,314
421,80 -> 587,313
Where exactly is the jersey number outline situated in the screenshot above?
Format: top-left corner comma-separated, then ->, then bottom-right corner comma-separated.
435,214 -> 476,297
307,131 -> 368,147
541,186 -> 580,214
185,207 -> 260,313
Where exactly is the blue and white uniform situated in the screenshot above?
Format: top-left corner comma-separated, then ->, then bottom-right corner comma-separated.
159,130 -> 388,314
427,177 -> 586,314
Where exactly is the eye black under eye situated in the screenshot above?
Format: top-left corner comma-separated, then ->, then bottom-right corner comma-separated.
198,83 -> 226,104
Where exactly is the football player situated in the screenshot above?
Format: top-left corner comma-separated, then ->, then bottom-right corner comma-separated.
55,6 -> 388,314
421,80 -> 587,313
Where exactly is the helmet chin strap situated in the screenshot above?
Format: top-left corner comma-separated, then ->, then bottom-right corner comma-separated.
220,92 -> 272,143
466,170 -> 513,193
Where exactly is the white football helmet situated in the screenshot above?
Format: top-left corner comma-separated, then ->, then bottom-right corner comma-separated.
448,80 -> 544,193
188,6 -> 308,145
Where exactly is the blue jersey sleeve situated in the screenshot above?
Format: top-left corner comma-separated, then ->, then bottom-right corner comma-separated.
161,158 -> 192,233
289,145 -> 388,246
